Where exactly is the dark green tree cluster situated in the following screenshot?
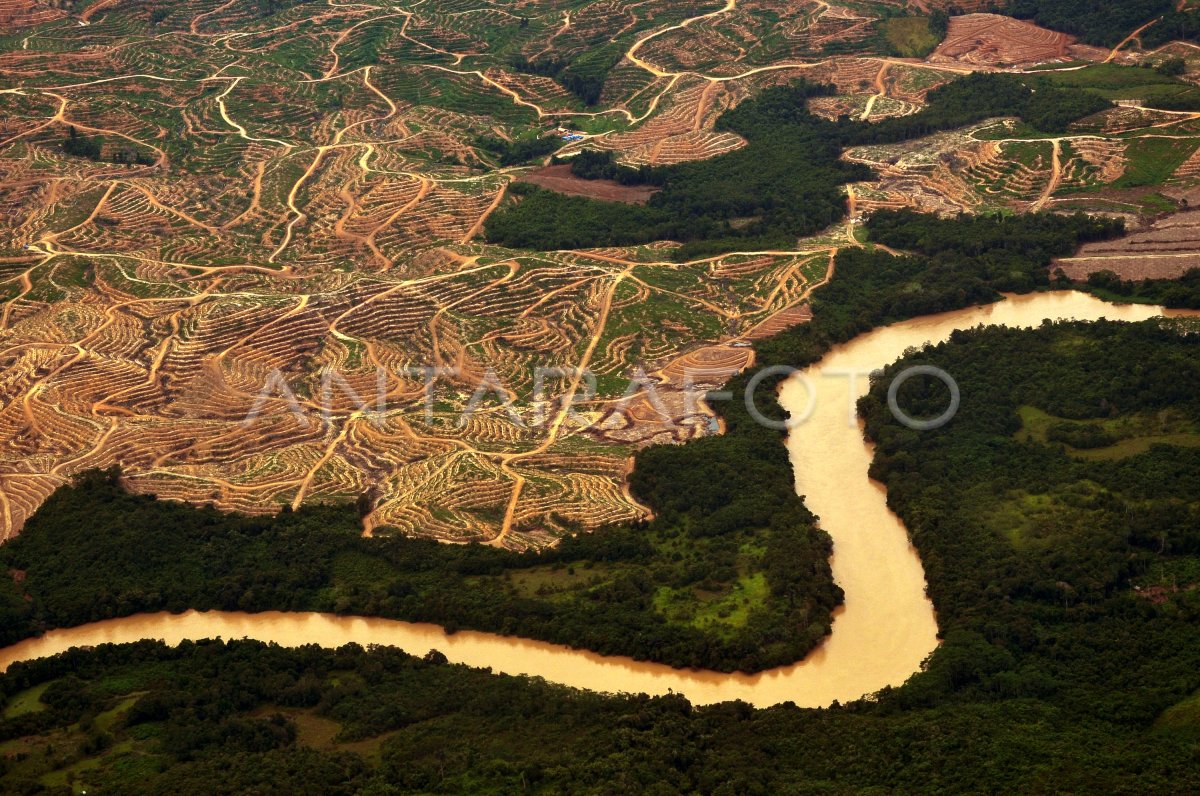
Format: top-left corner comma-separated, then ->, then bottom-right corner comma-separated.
62,126 -> 154,166
489,81 -> 865,257
1083,267 -> 1200,308
474,134 -> 559,167
487,75 -> 1109,258
849,72 -> 1110,142
562,149 -> 669,186
860,320 -> 1200,713
931,9 -> 951,38
1145,10 -> 1200,48
61,127 -> 101,160
1157,56 -> 1188,77
788,208 -> 1122,341
254,0 -> 314,18
1007,0 -> 1185,48
511,48 -> 622,106
0,462 -> 837,673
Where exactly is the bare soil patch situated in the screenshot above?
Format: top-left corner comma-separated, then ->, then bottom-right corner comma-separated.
521,165 -> 659,204
929,13 -> 1105,68
1055,209 -> 1200,280
0,0 -> 66,28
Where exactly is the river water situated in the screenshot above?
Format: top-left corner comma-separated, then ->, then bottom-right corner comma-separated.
0,292 -> 1180,707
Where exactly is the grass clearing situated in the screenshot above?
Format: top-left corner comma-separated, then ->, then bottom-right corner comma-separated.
654,572 -> 770,635
1016,405 -> 1200,460
1115,137 -> 1200,188
94,695 -> 140,732
506,563 -> 615,599
4,682 -> 51,718
882,17 -> 942,59
691,572 -> 769,631
968,483 -> 1110,550
249,706 -> 397,763
1036,63 -> 1200,108
1155,689 -> 1200,732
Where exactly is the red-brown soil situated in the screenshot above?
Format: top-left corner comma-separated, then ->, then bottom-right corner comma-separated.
929,13 -> 1106,68
0,0 -> 66,28
1055,209 -> 1200,280
521,164 -> 659,204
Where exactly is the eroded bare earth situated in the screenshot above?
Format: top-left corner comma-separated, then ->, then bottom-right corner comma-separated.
0,0 -> 1197,546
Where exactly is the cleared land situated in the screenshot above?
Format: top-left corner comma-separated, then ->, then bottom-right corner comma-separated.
521,164 -> 659,203
1055,209 -> 1200,280
929,13 -> 1106,68
0,0 -> 1197,545
0,0 -> 865,546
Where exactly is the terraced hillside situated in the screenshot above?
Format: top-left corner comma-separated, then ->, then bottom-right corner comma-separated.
1,0 -> 1198,545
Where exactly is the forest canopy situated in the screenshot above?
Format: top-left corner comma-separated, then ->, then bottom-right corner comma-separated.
1008,0 -> 1198,48
0,209 -> 1128,677
3,318 -> 1200,794
486,75 -> 1110,258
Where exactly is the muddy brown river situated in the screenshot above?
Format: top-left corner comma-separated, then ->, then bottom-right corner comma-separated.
0,293 -> 1181,707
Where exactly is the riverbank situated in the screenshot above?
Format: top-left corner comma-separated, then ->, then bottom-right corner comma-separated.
1,292 -> 1182,708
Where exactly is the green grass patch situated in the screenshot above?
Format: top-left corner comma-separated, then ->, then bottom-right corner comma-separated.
690,572 -> 769,631
94,695 -> 140,732
1115,137 -> 1200,188
1156,689 -> 1200,732
882,16 -> 942,58
965,479 -> 1126,551
653,572 -> 770,636
1138,192 -> 1179,214
3,682 -> 50,718
1036,63 -> 1200,109
506,563 -> 614,599
1016,405 -> 1200,460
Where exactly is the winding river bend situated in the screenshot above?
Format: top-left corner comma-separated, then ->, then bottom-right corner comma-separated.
0,293 -> 1183,707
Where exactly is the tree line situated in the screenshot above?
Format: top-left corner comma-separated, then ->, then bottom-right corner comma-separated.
1008,0 -> 1197,49
7,206 -> 1200,792
0,461 -> 839,674
560,149 -> 670,186
1082,267 -> 1200,308
486,74 -> 1110,258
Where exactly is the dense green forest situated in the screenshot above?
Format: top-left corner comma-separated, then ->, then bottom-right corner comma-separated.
474,134 -> 559,167
1082,267 -> 1200,308
3,319 -> 1199,794
487,80 -> 865,258
864,319 -> 1200,631
561,149 -> 669,186
1007,0 -> 1198,48
486,75 -> 1109,258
